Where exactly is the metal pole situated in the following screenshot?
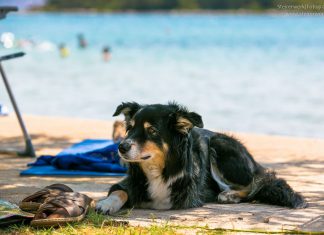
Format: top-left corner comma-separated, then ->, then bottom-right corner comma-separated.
0,60 -> 36,157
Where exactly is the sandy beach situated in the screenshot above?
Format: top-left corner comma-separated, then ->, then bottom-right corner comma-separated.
0,114 -> 323,233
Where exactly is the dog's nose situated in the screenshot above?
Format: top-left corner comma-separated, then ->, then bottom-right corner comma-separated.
118,141 -> 132,154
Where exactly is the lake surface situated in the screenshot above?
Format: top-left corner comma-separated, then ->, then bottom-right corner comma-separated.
1,13 -> 324,138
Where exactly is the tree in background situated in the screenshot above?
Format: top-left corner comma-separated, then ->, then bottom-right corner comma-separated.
44,0 -> 321,11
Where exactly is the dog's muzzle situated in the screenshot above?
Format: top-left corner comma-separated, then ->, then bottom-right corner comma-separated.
118,139 -> 152,161
118,140 -> 132,154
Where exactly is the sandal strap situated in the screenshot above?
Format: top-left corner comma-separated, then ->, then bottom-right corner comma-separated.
39,199 -> 82,217
45,192 -> 91,207
21,184 -> 73,203
44,184 -> 73,192
22,189 -> 57,202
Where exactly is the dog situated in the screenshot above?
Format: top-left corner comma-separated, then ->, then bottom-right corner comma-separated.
96,102 -> 307,215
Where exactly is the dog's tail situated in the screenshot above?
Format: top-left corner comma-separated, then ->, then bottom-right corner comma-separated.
248,170 -> 307,209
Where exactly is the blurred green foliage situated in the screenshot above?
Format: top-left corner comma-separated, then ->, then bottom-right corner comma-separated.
42,0 -> 324,11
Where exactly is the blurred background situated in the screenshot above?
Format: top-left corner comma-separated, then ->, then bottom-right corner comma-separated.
0,0 -> 324,138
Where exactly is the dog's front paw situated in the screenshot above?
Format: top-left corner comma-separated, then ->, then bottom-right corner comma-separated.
95,196 -> 123,215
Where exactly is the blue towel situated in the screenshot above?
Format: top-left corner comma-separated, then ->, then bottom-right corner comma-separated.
20,166 -> 125,177
27,139 -> 127,173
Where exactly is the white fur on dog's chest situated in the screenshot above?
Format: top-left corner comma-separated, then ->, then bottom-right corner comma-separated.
141,165 -> 184,210
146,176 -> 172,209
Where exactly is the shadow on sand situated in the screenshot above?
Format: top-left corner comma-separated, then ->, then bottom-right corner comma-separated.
0,134 -> 74,154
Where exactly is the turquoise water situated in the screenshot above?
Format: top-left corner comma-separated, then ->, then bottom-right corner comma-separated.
1,13 -> 324,137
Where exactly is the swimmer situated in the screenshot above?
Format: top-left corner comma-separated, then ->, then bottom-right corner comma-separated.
59,43 -> 70,58
102,46 -> 111,62
78,34 -> 87,49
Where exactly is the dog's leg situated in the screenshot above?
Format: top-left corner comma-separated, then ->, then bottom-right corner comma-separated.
218,190 -> 249,204
95,190 -> 128,215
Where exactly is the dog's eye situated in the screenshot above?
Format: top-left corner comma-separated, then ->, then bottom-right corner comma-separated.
147,127 -> 158,136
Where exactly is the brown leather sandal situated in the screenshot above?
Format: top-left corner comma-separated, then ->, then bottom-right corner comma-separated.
30,192 -> 93,227
19,184 -> 73,213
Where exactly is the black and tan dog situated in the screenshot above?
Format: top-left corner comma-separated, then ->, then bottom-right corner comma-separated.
96,102 -> 307,214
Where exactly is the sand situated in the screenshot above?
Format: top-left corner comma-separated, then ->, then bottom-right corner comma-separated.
0,114 -> 323,233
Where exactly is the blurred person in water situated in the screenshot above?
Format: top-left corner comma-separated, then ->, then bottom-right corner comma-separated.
102,46 -> 111,62
78,34 -> 87,49
59,43 -> 70,58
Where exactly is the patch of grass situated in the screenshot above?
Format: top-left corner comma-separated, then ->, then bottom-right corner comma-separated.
1,210 -> 322,235
0,209 -> 178,235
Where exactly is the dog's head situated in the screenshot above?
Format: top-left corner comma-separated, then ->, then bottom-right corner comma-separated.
113,102 -> 203,163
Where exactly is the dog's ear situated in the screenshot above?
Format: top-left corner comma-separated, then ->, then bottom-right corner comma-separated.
113,102 -> 141,122
169,103 -> 203,134
175,112 -> 203,134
